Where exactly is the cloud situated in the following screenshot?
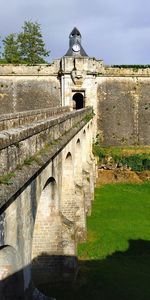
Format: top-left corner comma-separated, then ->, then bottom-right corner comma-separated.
0,0 -> 150,64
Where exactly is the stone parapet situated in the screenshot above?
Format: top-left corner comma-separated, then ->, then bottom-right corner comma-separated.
102,66 -> 150,77
0,108 -> 93,209
0,107 -> 92,176
0,61 -> 60,76
0,106 -> 70,131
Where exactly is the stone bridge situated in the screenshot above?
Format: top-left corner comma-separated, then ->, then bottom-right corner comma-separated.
0,106 -> 95,299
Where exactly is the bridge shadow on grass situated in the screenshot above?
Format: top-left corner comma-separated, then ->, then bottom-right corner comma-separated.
42,239 -> 150,300
0,240 -> 150,300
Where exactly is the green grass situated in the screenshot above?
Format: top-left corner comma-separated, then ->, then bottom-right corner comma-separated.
93,144 -> 150,171
78,183 -> 150,259
42,183 -> 150,300
0,172 -> 15,184
77,183 -> 150,300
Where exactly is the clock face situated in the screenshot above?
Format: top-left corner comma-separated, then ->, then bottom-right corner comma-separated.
72,44 -> 80,52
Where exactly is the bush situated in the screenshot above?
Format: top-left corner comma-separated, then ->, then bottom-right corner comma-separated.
93,144 -> 150,171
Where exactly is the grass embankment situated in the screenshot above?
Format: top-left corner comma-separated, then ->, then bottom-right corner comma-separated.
46,183 -> 150,300
78,184 -> 150,259
93,145 -> 150,171
77,183 -> 150,300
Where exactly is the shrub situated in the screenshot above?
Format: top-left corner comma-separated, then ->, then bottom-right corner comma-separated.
93,144 -> 150,171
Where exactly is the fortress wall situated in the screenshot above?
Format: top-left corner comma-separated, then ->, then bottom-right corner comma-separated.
97,72 -> 150,146
1,62 -> 150,146
0,63 -> 61,114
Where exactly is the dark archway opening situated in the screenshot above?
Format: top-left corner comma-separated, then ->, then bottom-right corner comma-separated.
73,93 -> 84,110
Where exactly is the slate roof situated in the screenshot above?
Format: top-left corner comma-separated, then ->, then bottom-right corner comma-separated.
65,27 -> 88,57
70,27 -> 81,37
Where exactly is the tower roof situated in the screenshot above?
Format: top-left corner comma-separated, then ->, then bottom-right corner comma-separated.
70,27 -> 82,37
65,27 -> 88,57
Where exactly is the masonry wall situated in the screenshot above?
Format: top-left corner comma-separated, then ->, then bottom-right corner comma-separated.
0,63 -> 61,114
0,110 -> 95,297
61,57 -> 150,146
0,107 -> 91,176
1,62 -> 150,146
97,68 -> 150,146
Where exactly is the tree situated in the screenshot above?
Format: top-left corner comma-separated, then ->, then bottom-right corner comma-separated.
2,33 -> 20,63
18,21 -> 50,64
0,36 -> 2,61
0,38 -> 1,61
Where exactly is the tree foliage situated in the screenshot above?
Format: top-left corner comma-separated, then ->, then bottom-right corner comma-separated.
0,36 -> 2,61
2,33 -> 20,63
18,21 -> 50,64
1,21 -> 50,64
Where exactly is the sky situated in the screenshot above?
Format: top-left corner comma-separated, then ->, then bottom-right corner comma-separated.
0,0 -> 150,65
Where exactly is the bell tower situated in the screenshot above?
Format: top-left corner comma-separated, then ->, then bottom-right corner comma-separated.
69,27 -> 81,48
65,27 -> 88,57
60,27 -> 103,125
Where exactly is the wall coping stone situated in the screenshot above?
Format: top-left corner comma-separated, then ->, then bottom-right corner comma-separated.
0,107 -> 92,150
0,108 -> 93,211
0,107 -> 70,131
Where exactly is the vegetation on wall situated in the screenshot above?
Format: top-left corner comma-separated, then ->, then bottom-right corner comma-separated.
0,21 -> 50,64
93,143 -> 150,172
0,172 -> 15,184
111,65 -> 150,69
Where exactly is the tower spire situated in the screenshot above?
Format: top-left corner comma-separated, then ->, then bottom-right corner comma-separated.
65,27 -> 88,57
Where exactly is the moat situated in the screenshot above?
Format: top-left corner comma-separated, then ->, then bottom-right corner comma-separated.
42,183 -> 150,300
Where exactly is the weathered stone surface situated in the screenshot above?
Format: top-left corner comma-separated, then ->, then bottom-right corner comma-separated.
0,115 -> 95,299
97,77 -> 150,146
0,107 -> 92,175
0,106 -> 70,131
0,103 -> 95,294
0,54 -> 150,299
0,60 -> 150,146
0,62 -> 60,114
61,56 -> 150,146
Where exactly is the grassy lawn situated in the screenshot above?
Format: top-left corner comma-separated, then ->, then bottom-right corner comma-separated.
78,183 -> 150,259
77,183 -> 150,300
44,183 -> 150,300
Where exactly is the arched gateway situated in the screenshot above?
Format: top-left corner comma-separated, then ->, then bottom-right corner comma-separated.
73,92 -> 84,109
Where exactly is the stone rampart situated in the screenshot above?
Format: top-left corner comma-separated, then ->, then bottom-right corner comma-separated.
0,62 -> 61,114
97,74 -> 150,146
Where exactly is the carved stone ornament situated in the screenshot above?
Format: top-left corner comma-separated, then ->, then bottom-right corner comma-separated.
71,69 -> 86,86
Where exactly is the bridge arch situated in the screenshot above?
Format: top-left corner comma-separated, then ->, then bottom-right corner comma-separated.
74,139 -> 82,184
74,138 -> 86,241
0,245 -> 24,299
61,151 -> 75,222
32,176 -> 62,286
66,151 -> 72,160
81,124 -> 95,215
